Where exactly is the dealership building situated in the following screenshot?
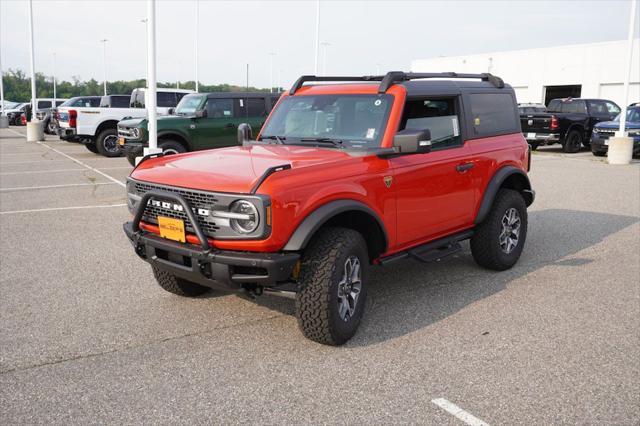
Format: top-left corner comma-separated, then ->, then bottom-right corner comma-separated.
411,39 -> 640,108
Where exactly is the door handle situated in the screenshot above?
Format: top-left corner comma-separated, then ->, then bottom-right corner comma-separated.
456,162 -> 474,173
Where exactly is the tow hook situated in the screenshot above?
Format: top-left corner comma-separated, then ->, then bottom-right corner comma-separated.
242,284 -> 264,299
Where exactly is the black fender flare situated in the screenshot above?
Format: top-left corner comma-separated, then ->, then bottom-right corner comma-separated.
157,131 -> 191,150
474,166 -> 534,224
283,200 -> 388,252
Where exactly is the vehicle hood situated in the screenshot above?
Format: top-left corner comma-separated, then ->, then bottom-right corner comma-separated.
131,144 -> 357,194
595,121 -> 640,130
119,117 -> 147,128
4,108 -> 23,114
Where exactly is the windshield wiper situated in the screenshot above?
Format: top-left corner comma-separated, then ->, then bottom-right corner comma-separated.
260,135 -> 286,144
298,137 -> 344,148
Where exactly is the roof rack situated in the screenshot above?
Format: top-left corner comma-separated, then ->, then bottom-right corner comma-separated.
289,71 -> 505,95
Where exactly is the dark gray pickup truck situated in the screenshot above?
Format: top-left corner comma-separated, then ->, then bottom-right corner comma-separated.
520,98 -> 620,152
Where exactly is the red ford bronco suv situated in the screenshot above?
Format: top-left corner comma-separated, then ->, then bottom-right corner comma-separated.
124,72 -> 534,345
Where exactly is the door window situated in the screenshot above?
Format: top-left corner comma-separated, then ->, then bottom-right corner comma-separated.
247,98 -> 267,117
37,100 -> 52,109
157,92 -> 177,107
401,98 -> 461,150
206,99 -> 234,118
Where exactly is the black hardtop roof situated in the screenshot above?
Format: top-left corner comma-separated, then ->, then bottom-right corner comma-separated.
102,94 -> 129,98
551,98 -> 616,102
198,92 -> 280,99
289,71 -> 509,95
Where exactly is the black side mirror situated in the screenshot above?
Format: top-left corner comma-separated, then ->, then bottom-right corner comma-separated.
237,123 -> 253,144
168,107 -> 175,115
194,109 -> 207,118
392,129 -> 432,154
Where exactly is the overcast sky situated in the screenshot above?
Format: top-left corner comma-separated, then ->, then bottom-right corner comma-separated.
0,0 -> 637,90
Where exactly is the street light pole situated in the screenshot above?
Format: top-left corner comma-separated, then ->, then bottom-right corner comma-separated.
100,39 -> 108,96
52,53 -> 57,100
141,19 -> 148,88
195,0 -> 199,92
143,0 -> 161,159
321,41 -> 330,75
28,0 -> 37,122
269,52 -> 276,93
314,0 -> 320,75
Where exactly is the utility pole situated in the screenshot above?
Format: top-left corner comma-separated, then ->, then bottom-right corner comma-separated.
269,52 -> 276,93
246,64 -> 249,92
26,0 -> 43,141
195,0 -> 199,92
608,0 -> 637,165
100,39 -> 108,95
141,19 -> 148,87
314,0 -> 320,75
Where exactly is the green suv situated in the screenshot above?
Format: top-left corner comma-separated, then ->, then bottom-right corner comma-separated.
118,92 -> 280,165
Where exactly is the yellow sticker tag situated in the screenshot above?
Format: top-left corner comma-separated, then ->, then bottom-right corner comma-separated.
474,117 -> 481,126
118,137 -> 126,146
157,216 -> 186,243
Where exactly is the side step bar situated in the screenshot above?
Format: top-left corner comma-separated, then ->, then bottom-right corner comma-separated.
379,229 -> 473,266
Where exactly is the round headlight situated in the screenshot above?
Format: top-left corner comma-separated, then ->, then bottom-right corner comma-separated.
229,200 -> 259,234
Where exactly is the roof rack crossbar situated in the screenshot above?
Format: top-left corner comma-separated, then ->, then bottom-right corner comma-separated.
288,72 -> 505,95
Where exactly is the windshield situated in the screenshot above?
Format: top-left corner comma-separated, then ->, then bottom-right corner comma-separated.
175,94 -> 206,115
260,94 -> 393,149
613,108 -> 640,123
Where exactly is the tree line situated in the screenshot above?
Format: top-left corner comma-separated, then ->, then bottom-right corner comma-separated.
2,69 -> 273,102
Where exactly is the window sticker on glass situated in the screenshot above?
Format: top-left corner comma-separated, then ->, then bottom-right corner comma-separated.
224,110 -> 231,116
366,128 -> 376,139
474,117 -> 481,126
374,99 -> 382,106
452,117 -> 459,136
239,99 -> 244,107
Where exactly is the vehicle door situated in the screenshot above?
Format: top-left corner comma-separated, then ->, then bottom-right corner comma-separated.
189,97 -> 237,150
390,96 -> 477,248
560,100 -> 588,138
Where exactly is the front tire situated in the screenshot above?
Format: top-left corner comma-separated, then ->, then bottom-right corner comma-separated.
296,227 -> 369,346
159,139 -> 187,155
85,142 -> 99,153
151,265 -> 209,297
471,189 -> 528,271
563,130 -> 583,153
95,128 -> 121,157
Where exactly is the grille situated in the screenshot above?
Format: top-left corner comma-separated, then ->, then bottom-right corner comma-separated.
135,182 -> 220,237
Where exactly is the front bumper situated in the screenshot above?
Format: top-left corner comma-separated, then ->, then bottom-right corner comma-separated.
123,189 -> 298,291
524,132 -> 560,144
591,134 -> 640,154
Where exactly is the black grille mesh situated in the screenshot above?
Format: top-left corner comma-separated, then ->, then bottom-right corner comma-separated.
135,182 -> 220,236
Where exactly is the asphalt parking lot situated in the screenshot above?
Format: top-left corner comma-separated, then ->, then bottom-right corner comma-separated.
1,127 -> 638,425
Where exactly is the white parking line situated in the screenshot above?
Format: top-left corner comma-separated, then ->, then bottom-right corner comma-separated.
0,168 -> 86,176
0,159 -> 72,165
37,142 -> 126,188
0,182 -> 118,192
0,204 -> 127,215
431,398 -> 489,426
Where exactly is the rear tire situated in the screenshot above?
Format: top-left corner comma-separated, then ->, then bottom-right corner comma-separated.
528,142 -> 539,151
85,142 -> 99,153
95,128 -> 121,157
296,227 -> 369,346
471,189 -> 527,271
563,130 -> 582,153
151,265 -> 209,297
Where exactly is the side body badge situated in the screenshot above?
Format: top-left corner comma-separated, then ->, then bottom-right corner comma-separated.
384,176 -> 393,188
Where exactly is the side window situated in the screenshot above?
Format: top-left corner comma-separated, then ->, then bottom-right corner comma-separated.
247,98 -> 267,117
400,98 -> 461,150
37,100 -> 51,109
561,102 -> 578,114
469,93 -> 518,136
111,97 -> 129,108
206,99 -> 234,118
157,92 -> 177,107
55,100 -> 65,107
606,101 -> 620,115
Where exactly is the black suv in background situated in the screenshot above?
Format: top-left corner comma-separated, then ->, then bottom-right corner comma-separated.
520,98 -> 621,152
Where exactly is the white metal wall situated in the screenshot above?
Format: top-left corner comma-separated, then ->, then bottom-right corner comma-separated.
411,40 -> 640,107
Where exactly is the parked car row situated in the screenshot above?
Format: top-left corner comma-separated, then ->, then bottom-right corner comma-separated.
518,98 -> 639,156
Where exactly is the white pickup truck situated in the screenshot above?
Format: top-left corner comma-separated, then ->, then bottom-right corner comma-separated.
56,88 -> 193,157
